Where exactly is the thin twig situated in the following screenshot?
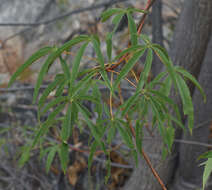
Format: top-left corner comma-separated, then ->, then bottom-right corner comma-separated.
137,0 -> 156,34
110,72 -> 114,119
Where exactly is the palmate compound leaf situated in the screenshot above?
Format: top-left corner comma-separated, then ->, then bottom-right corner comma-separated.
8,46 -> 53,87
33,35 -> 90,103
152,45 -> 194,132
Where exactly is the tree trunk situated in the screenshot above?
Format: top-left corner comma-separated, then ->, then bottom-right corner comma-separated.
151,0 -> 163,77
123,0 -> 212,189
170,33 -> 212,190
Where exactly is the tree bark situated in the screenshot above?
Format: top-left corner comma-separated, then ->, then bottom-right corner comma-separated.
170,33 -> 212,190
123,0 -> 212,189
151,0 -> 163,77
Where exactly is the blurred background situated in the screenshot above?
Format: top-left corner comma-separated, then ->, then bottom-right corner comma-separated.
0,0 -> 212,190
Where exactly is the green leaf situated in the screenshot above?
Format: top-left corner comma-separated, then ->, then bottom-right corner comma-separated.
91,36 -> 104,68
76,103 -> 102,145
107,122 -> 116,145
33,35 -> 89,103
71,70 -> 95,98
116,122 -> 134,149
175,66 -> 206,102
114,49 -> 146,88
40,96 -> 68,116
175,74 -> 194,133
105,157 -> 111,184
113,45 -> 145,61
199,151 -> 212,159
152,44 -> 169,60
121,92 -> 140,117
140,34 -> 151,44
202,158 -> 212,190
61,103 -> 72,141
149,96 -> 165,130
32,103 -> 66,147
70,42 -> 89,88
127,7 -> 148,14
127,12 -> 138,46
106,13 -> 124,61
106,33 -> 113,61
135,120 -> 143,156
159,75 -> 172,96
148,71 -> 167,89
39,146 -> 52,161
8,47 -> 53,87
77,95 -> 98,104
59,142 -> 69,173
168,115 -> 185,130
46,145 -> 58,173
92,82 -> 103,117
88,141 -> 98,173
136,48 -> 153,92
132,149 -> 138,166
164,126 -> 175,151
18,146 -> 31,167
38,74 -> 65,108
59,56 -> 70,79
152,46 -> 178,89
112,13 -> 124,32
91,36 -> 112,91
101,8 -> 124,22
104,102 -> 111,118
55,79 -> 68,97
149,89 -> 181,121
